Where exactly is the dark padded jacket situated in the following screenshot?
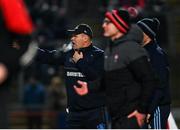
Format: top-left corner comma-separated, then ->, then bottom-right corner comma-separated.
104,25 -> 157,119
36,44 -> 105,111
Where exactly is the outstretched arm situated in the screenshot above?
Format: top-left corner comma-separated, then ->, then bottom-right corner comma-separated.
36,47 -> 65,65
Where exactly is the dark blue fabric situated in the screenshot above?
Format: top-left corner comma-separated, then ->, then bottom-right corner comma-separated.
23,84 -> 45,110
66,106 -> 109,129
144,41 -> 171,114
150,105 -> 170,129
36,45 -> 105,111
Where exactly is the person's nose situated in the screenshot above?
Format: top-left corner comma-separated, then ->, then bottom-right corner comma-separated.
102,23 -> 106,29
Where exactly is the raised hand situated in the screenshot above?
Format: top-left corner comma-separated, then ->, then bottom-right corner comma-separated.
72,51 -> 83,63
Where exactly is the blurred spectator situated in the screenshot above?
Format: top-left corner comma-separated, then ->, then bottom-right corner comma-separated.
99,0 -> 109,14
145,0 -> 168,13
25,0 -> 68,42
107,0 -> 146,12
100,0 -> 146,23
22,76 -> 46,129
0,0 -> 35,128
99,0 -> 145,14
99,0 -> 169,24
0,69 -> 11,128
47,76 -> 67,128
68,0 -> 89,18
143,0 -> 169,47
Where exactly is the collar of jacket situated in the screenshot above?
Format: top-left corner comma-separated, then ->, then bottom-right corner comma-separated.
144,39 -> 157,50
78,44 -> 93,52
109,34 -> 128,47
109,24 -> 144,47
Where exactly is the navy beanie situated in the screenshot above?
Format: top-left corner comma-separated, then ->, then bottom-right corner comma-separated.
137,18 -> 160,39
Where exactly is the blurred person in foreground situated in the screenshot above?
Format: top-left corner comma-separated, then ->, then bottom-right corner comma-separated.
23,76 -> 46,129
137,18 -> 171,129
35,24 -> 109,129
0,0 -> 35,128
46,76 -> 67,128
74,9 -> 158,129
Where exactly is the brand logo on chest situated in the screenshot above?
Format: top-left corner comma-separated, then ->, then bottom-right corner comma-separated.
66,71 -> 85,78
114,54 -> 119,62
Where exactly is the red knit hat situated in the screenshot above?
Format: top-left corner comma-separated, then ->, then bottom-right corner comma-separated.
105,9 -> 130,33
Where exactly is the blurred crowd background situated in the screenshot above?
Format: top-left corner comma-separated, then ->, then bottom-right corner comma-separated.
1,0 -> 180,128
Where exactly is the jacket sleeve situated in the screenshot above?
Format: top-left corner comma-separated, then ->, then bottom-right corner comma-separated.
35,48 -> 65,65
148,89 -> 162,114
128,56 -> 158,114
76,51 -> 104,81
147,50 -> 170,114
148,66 -> 169,114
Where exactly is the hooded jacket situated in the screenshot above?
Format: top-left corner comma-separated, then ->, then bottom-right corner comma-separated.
104,24 -> 157,119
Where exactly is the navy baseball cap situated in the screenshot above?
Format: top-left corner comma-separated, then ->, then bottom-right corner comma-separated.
68,24 -> 93,38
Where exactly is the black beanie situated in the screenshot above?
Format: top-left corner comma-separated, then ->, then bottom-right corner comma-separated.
105,9 -> 130,34
137,18 -> 160,39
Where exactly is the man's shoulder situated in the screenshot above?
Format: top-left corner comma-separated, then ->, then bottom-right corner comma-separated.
92,45 -> 104,54
64,49 -> 74,55
118,41 -> 148,62
120,40 -> 145,53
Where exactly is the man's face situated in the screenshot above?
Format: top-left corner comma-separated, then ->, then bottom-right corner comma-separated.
102,18 -> 120,38
71,33 -> 86,50
142,32 -> 150,45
